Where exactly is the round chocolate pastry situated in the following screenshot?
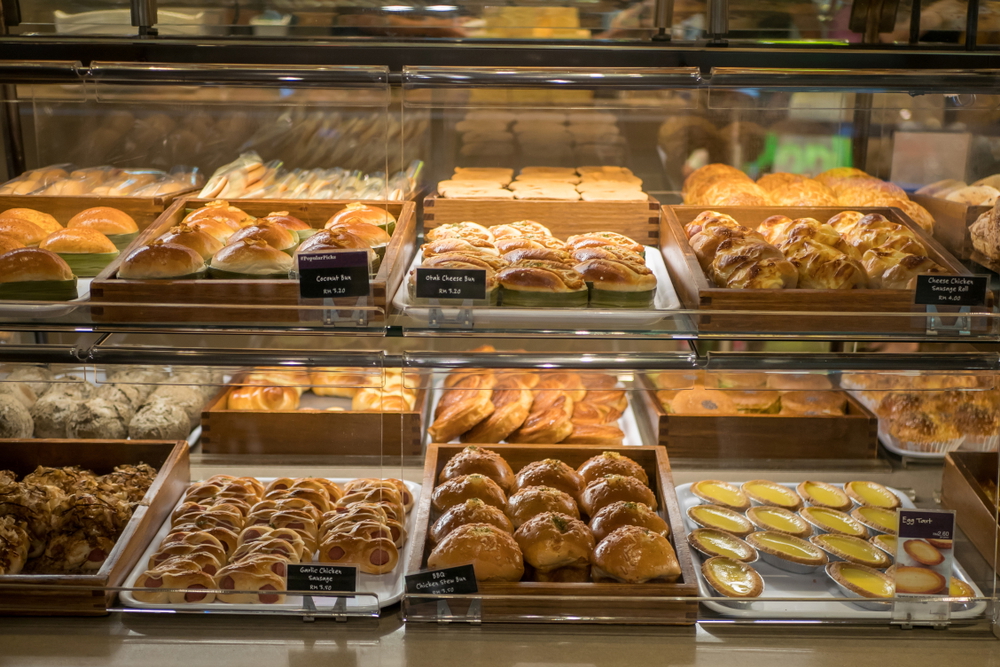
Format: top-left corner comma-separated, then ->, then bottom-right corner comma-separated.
506,485 -> 580,528
577,451 -> 648,486
512,459 -> 585,499
0,393 -> 33,437
427,522 -> 524,582
438,446 -> 516,493
514,511 -> 594,572
5,365 -> 54,397
66,398 -> 134,440
589,500 -> 669,542
129,401 -> 191,440
430,498 -> 514,544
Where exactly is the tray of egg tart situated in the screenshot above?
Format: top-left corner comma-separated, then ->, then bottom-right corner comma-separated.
676,479 -> 985,619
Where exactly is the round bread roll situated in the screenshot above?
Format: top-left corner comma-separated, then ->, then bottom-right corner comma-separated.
591,525 -> 681,583
326,203 -> 395,229
95,383 -> 148,411
577,451 -> 648,486
67,207 -> 138,235
210,239 -> 293,276
0,234 -> 25,255
0,218 -> 47,246
40,228 -> 117,254
427,522 -> 524,582
30,391 -> 82,437
5,365 -> 54,397
589,501 -> 669,543
42,374 -> 93,400
505,485 -> 579,527
324,220 -> 390,248
0,393 -> 32,437
296,228 -> 372,255
0,381 -> 37,409
438,446 -> 516,493
670,387 -> 737,416
182,201 -> 254,230
0,248 -> 73,283
431,474 -> 507,512
187,217 -> 236,242
765,374 -> 833,391
0,208 -> 61,234
144,384 -> 206,423
513,511 -> 594,572
159,224 -> 223,259
258,212 -> 311,234
580,475 -> 657,516
512,459 -> 585,499
430,498 -> 514,544
118,241 -> 205,279
129,400 -> 191,440
66,398 -> 134,439
228,223 -> 297,252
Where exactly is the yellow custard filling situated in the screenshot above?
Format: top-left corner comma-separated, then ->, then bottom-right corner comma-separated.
801,507 -> 867,537
839,565 -> 893,597
743,481 -> 800,507
801,481 -> 850,508
855,506 -> 898,532
752,532 -> 822,560
847,481 -> 900,508
693,529 -> 754,561
749,507 -> 808,535
815,535 -> 888,566
689,505 -> 751,533
871,534 -> 898,554
950,578 -> 974,597
694,481 -> 749,508
705,558 -> 760,596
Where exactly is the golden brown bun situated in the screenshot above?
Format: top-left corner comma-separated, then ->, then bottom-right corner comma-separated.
505,485 -> 579,527
297,228 -> 372,255
258,211 -> 311,232
670,387 -> 738,415
512,459 -> 584,498
565,232 -> 645,255
159,224 -> 224,259
514,511 -> 594,572
502,248 -> 571,264
427,523 -> 524,582
0,208 -> 61,234
422,238 -> 499,258
426,222 -> 494,243
562,422 -> 625,447
211,239 -> 292,275
324,220 -> 390,247
779,391 -> 846,416
438,446 -> 516,493
118,241 -> 205,279
591,525 -> 681,583
580,475 -> 657,516
326,203 -> 396,228
765,374 -> 833,391
0,235 -> 25,255
432,474 -> 507,512
0,248 -> 73,283
495,261 -> 586,293
428,384 -> 496,443
0,217 -> 47,246
187,217 -> 236,242
39,228 -> 116,254
574,258 -> 656,292
228,223 -> 297,252
227,385 -> 300,411
183,200 -> 254,230
589,501 -> 668,542
67,207 -> 138,234
577,451 -> 649,486
430,498 -> 514,544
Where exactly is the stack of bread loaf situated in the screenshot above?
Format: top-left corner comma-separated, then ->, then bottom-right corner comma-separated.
410,219 -> 657,308
917,175 -> 1000,207
683,209 -> 947,290
425,446 -> 680,584
682,164 -> 935,233
134,474 -> 411,604
0,164 -> 201,198
438,166 -> 645,202
225,366 -> 416,413
428,369 -> 626,445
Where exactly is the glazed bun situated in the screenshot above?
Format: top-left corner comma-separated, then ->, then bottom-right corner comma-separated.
297,228 -> 372,255
0,217 -> 47,246
210,239 -> 293,276
512,459 -> 585,499
40,228 -> 117,254
117,241 -> 205,279
228,223 -> 297,252
430,498 -> 514,544
0,235 -> 25,255
505,485 -> 579,527
324,220 -> 390,248
438,446 -> 516,493
577,452 -> 649,486
591,525 -> 681,583
589,501 -> 669,542
182,200 -> 254,230
427,523 -> 524,582
0,248 -> 73,282
1,208 -> 61,234
514,511 -> 594,572
259,211 -> 311,233
431,474 -> 507,512
67,207 -> 138,234
580,475 -> 657,516
159,224 -> 224,259
326,203 -> 396,228
187,216 -> 236,242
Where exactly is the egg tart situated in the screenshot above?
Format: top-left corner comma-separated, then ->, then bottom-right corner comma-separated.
799,506 -> 868,538
746,506 -> 812,539
811,534 -> 891,569
827,562 -> 894,609
796,481 -> 852,512
690,480 -> 750,512
844,481 -> 901,509
702,556 -> 764,600
902,539 -> 944,566
688,528 -> 758,563
851,506 -> 898,535
927,538 -> 953,550
950,577 -> 974,598
741,480 -> 803,511
891,565 -> 947,595
870,534 -> 897,557
687,504 -> 753,538
746,530 -> 828,573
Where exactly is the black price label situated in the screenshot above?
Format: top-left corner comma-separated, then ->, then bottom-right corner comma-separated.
914,275 -> 988,307
286,564 -> 357,593
414,268 -> 487,301
298,250 -> 370,300
898,509 -> 955,541
405,564 -> 478,596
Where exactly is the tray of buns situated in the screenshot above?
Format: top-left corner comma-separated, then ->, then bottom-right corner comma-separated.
200,367 -> 424,457
89,197 -> 416,325
120,475 -> 420,614
677,479 -> 986,621
423,369 -> 642,449
406,444 -> 699,624
0,438 -> 189,615
942,452 -> 1000,570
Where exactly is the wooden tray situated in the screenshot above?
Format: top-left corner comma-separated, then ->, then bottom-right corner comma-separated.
941,451 -> 1000,571
634,374 -> 878,461
200,376 -> 425,457
424,193 -> 662,244
89,198 -> 417,324
0,439 -> 189,616
406,443 -> 699,625
911,193 -> 988,261
660,206 -> 984,334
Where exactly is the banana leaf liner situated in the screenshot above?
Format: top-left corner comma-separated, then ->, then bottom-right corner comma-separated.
0,279 -> 78,301
56,251 -> 120,278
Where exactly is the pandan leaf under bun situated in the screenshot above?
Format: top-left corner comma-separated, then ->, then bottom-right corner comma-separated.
56,251 -> 120,277
0,279 -> 77,301
106,231 -> 139,252
500,287 -> 588,308
589,287 -> 655,309
0,208 -> 61,234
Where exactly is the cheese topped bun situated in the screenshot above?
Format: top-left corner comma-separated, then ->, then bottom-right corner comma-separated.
67,207 -> 138,235
0,248 -> 73,282
40,228 -> 117,254
0,208 -> 61,234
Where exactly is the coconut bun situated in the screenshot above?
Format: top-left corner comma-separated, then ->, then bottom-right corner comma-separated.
159,224 -> 224,259
67,207 -> 138,235
40,228 -> 117,254
0,208 -> 61,234
0,248 -> 73,282
118,241 -> 205,279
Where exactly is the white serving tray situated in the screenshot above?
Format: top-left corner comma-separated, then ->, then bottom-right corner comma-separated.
676,481 -> 987,621
393,246 -> 681,329
0,277 -> 92,319
120,478 -> 420,614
